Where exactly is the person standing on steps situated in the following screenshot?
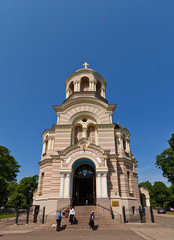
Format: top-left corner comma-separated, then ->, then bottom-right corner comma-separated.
69,206 -> 75,225
89,211 -> 95,230
56,211 -> 62,231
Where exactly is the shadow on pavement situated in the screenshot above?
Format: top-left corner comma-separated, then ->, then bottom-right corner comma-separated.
93,225 -> 99,231
60,224 -> 67,231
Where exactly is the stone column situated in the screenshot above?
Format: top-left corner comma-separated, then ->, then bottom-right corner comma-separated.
109,113 -> 113,123
82,127 -> 87,138
146,198 -> 150,207
76,80 -> 80,91
50,138 -> 54,150
48,137 -> 51,150
102,173 -> 108,198
66,90 -> 69,99
126,138 -> 130,152
103,89 -> 106,98
94,80 -> 97,91
65,173 -> 71,198
57,114 -> 60,125
74,81 -> 77,91
59,173 -> 65,198
101,87 -> 104,97
42,140 -> 46,155
97,173 -> 102,198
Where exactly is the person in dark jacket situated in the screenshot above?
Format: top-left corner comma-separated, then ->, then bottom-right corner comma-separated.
89,211 -> 95,230
56,211 -> 62,231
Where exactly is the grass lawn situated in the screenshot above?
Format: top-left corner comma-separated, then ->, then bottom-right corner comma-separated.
0,213 -> 16,218
167,212 -> 174,215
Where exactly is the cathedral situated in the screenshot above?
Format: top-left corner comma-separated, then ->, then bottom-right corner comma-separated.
33,63 -> 141,221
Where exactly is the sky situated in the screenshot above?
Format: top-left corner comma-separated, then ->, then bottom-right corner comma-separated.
0,0 -> 173,186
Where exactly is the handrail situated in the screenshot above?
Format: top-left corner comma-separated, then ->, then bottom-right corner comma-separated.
46,205 -> 68,217
96,203 -> 122,220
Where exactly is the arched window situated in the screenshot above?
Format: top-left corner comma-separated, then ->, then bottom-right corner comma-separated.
80,77 -> 89,91
96,81 -> 102,95
74,125 -> 82,144
45,137 -> 48,154
75,165 -> 94,176
39,172 -> 44,195
69,82 -> 74,96
123,135 -> 126,151
87,125 -> 95,144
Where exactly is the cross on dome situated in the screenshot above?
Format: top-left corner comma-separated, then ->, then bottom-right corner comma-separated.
83,62 -> 89,69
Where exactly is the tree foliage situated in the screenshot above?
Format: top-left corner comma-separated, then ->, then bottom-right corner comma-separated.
7,175 -> 38,208
168,133 -> 174,151
0,145 -> 20,207
140,181 -> 153,192
151,181 -> 169,207
140,181 -> 173,209
156,134 -> 174,184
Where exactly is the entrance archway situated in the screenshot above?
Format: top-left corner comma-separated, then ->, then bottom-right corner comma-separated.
73,164 -> 96,206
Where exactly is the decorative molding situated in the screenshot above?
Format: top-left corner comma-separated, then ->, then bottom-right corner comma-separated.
57,144 -> 80,156
88,143 -> 110,155
66,150 -> 102,164
54,125 -> 72,131
96,124 -> 116,130
53,95 -> 109,114
39,158 -> 52,166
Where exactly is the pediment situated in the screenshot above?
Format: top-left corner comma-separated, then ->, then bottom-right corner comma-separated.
56,138 -> 110,158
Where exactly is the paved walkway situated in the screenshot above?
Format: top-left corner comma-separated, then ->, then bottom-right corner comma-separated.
0,229 -> 144,240
0,214 -> 174,240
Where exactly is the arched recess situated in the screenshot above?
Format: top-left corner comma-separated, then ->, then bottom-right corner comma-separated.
87,124 -> 95,144
139,187 -> 150,207
74,125 -> 82,144
69,111 -> 100,125
69,82 -> 74,96
39,172 -> 44,195
96,81 -> 102,95
140,193 -> 146,207
123,134 -> 126,151
72,158 -> 96,170
72,158 -> 96,205
80,77 -> 89,91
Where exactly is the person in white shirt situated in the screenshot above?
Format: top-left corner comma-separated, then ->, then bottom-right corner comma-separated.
69,206 -> 75,225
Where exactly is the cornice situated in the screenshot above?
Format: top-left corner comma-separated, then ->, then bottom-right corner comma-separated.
108,154 -> 118,159
118,157 -> 133,165
39,158 -> 52,166
65,91 -> 108,103
54,124 -> 72,131
96,124 -> 116,130
53,95 -> 110,113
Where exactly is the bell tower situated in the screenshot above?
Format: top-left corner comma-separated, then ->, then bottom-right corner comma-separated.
65,63 -> 106,99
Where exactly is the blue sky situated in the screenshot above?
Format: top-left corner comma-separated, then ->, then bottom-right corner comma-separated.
0,0 -> 173,186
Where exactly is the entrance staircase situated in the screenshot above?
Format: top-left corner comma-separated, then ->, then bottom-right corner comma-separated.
38,206 -> 126,230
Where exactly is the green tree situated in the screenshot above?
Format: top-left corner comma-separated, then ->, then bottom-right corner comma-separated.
151,181 -> 169,207
140,181 -> 153,192
156,134 -> 174,184
7,175 -> 38,208
168,133 -> 174,151
0,145 -> 20,207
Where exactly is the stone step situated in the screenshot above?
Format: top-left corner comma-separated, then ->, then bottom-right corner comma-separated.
40,205 -> 122,231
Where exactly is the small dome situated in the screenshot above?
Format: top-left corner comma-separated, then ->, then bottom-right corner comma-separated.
65,63 -> 106,99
